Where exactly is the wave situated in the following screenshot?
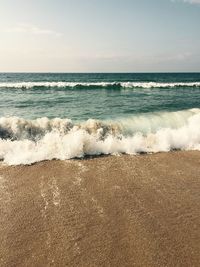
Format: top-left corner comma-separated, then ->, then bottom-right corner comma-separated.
0,108 -> 200,165
0,81 -> 200,89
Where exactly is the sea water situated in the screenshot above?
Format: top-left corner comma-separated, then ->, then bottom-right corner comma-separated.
0,72 -> 200,165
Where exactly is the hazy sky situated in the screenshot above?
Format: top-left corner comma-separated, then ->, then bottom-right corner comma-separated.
0,0 -> 200,72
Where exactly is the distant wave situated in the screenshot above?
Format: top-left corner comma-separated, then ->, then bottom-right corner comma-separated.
1,108 -> 200,165
0,81 -> 200,89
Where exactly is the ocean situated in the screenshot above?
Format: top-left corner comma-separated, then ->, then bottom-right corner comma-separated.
0,72 -> 200,165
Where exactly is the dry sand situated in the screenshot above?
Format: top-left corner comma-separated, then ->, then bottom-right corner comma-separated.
0,151 -> 200,267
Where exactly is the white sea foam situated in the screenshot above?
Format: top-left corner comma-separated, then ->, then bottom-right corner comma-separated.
0,81 -> 200,89
121,81 -> 200,88
0,108 -> 200,165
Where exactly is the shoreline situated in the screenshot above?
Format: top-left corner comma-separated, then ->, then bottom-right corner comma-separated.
0,151 -> 200,266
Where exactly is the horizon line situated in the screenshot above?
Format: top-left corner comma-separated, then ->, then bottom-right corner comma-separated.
0,71 -> 200,74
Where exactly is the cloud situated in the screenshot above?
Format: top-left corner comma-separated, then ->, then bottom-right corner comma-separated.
172,0 -> 200,4
183,0 -> 200,3
4,24 -> 62,37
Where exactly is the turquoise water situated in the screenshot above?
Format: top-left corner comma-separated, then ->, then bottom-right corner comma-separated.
0,73 -> 200,120
1,73 -> 200,165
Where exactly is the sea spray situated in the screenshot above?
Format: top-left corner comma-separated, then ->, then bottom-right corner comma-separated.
1,108 -> 200,165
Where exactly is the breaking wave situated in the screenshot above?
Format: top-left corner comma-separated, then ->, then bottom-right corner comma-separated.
0,108 -> 200,165
0,81 -> 200,89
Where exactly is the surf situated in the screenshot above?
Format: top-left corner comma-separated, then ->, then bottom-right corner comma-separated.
0,81 -> 200,89
1,108 -> 200,165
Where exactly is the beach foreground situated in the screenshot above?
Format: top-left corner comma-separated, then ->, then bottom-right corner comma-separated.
0,151 -> 200,267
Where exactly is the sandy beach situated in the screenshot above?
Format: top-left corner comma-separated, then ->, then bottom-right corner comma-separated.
0,151 -> 200,266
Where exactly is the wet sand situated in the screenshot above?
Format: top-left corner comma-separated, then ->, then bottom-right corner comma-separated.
0,151 -> 200,267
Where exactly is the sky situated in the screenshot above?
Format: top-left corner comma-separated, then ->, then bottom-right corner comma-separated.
0,0 -> 200,72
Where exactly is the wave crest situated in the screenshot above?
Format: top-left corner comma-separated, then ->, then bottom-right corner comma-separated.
0,81 -> 200,89
0,108 -> 200,165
